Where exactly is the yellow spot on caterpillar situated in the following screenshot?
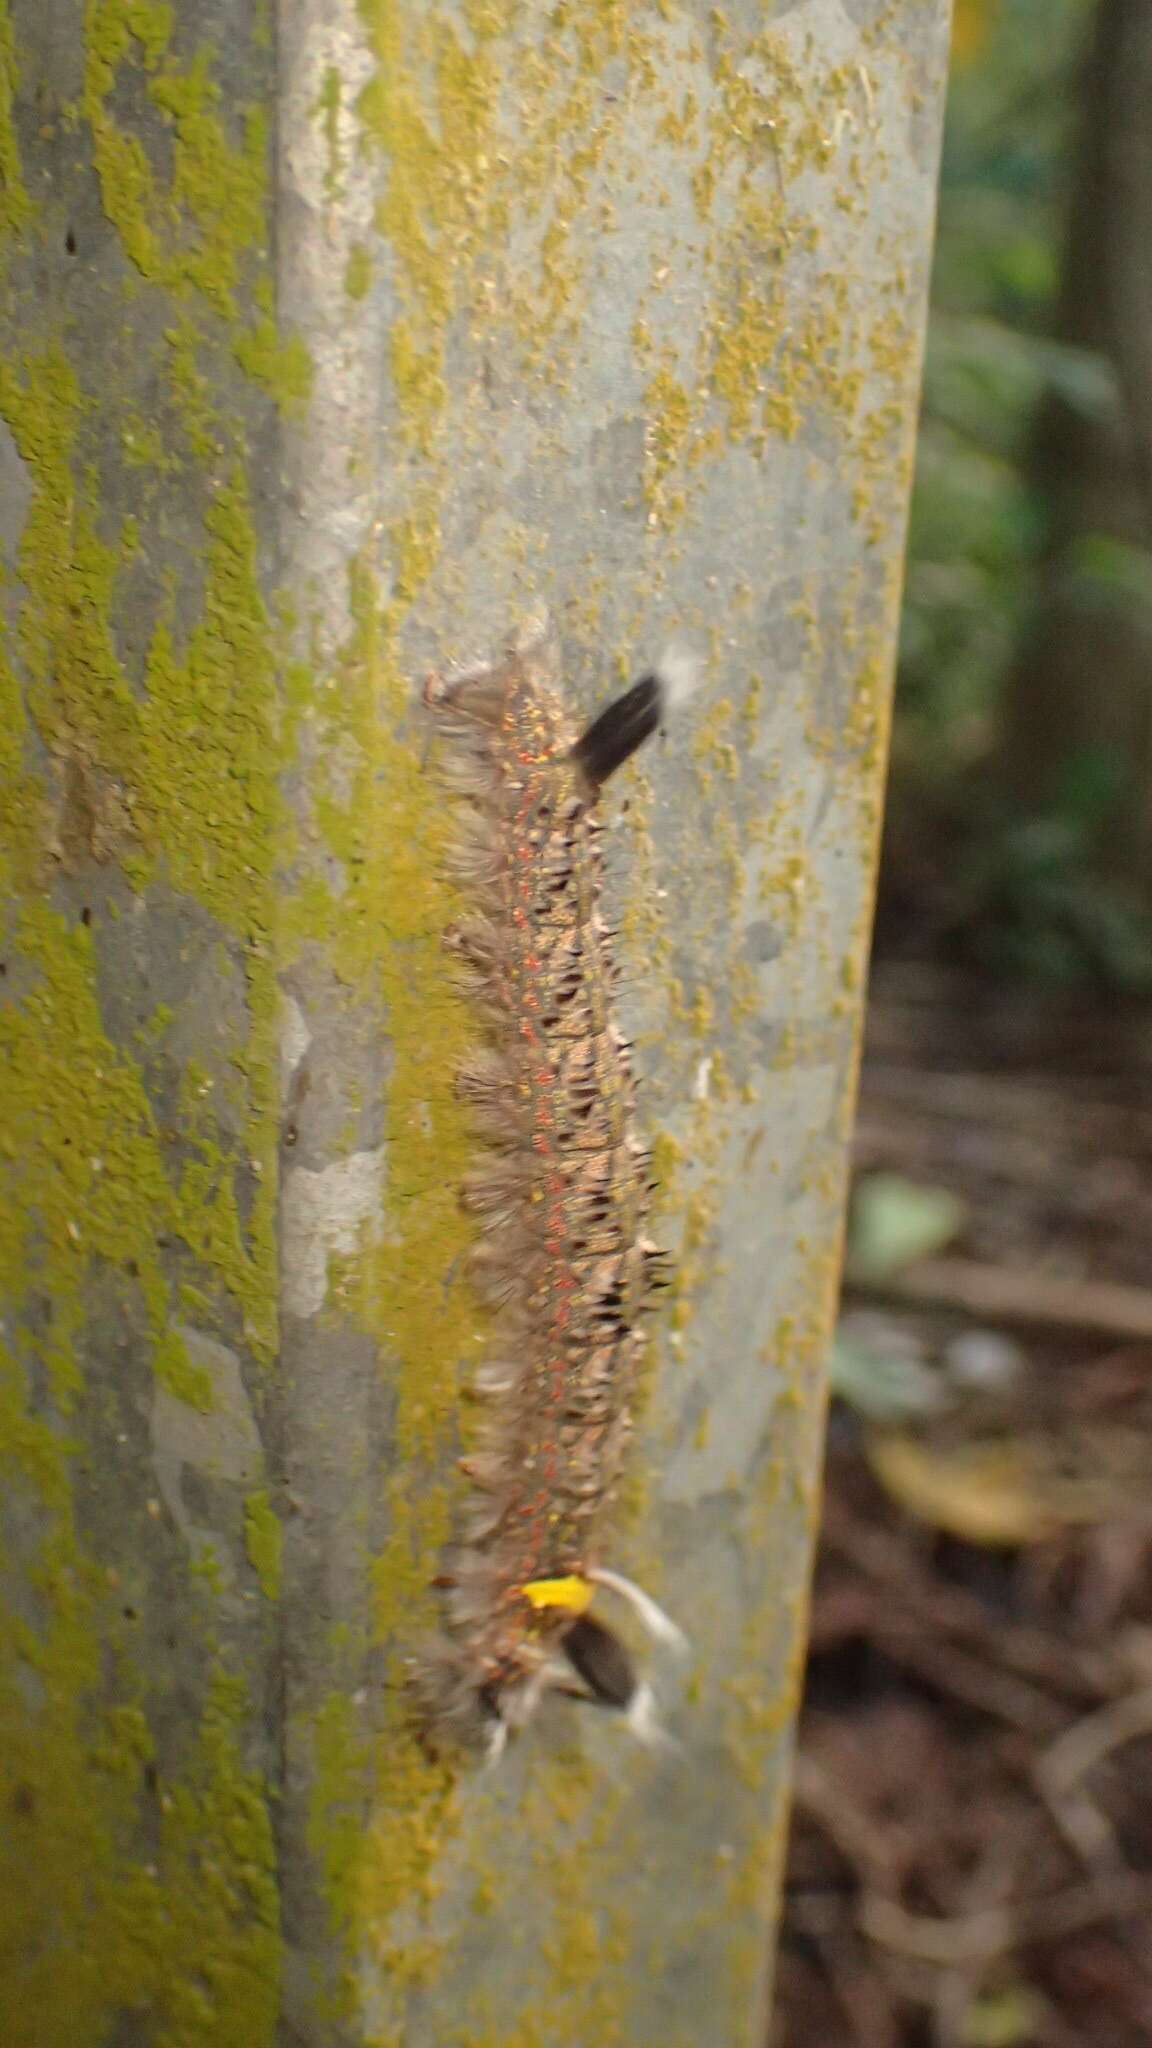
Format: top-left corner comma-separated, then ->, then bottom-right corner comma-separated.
521,1576 -> 595,1615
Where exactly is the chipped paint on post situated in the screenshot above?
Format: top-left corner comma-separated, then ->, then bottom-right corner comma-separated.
0,0 -> 951,2041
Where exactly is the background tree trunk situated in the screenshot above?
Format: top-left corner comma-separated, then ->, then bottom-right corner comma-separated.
0,3 -> 950,2042
1004,0 -> 1152,896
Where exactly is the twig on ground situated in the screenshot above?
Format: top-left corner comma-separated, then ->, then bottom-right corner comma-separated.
850,1256 -> 1152,1344
860,1894 -> 1011,1968
1039,1680 -> 1152,1792
792,1752 -> 893,1888
869,1617 -> 1069,1734
1035,1683 -> 1152,1869
860,1871 -> 1152,1967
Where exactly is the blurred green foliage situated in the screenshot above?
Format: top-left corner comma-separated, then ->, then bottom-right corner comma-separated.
891,0 -> 1152,987
899,0 -> 1091,777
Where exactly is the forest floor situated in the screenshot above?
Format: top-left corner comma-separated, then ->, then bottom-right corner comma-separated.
772,960 -> 1152,2048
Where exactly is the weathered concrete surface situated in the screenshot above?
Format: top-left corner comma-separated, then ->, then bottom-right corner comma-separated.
0,4 -> 286,2043
0,1 -> 950,2043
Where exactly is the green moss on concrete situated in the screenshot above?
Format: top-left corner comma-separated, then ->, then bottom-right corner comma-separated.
0,629 -> 46,894
155,1670 -> 280,2047
0,353 -> 277,913
150,62 -> 267,309
0,1121 -> 280,2048
81,0 -> 174,279
0,0 -> 30,242
83,14 -> 268,314
0,5 -> 285,2034
0,906 -> 285,1952
307,1688 -> 373,1943
290,541 -> 478,1539
314,63 -> 344,201
0,339 -> 280,1351
163,315 -> 221,459
154,1327 -> 216,1411
0,905 -> 171,1396
233,315 -> 313,406
138,474 -> 281,939
344,240 -> 373,300
284,530 -> 478,1992
244,1490 -> 283,1601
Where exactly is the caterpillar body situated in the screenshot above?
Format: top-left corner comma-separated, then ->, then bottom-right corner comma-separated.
419,618 -> 697,1760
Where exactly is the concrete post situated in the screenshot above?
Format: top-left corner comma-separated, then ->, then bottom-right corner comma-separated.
0,3 -> 950,2042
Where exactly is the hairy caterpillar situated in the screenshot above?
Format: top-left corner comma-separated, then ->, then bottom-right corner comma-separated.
418,617 -> 697,1761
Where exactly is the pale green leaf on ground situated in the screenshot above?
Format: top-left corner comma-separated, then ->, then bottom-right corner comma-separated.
847,1173 -> 966,1283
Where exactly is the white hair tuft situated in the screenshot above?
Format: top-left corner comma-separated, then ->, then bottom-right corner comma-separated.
653,641 -> 704,709
589,1567 -> 689,1656
625,1681 -> 681,1754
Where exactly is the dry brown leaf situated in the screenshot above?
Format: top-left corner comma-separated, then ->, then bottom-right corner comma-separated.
865,1430 -> 1059,1546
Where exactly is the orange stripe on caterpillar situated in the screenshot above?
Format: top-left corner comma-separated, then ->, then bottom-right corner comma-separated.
413,617 -> 697,1761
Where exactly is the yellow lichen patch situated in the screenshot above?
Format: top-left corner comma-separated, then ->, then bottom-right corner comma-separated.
642,362 -> 702,530
358,4 -> 510,444
691,697 -> 743,789
356,0 -> 668,459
